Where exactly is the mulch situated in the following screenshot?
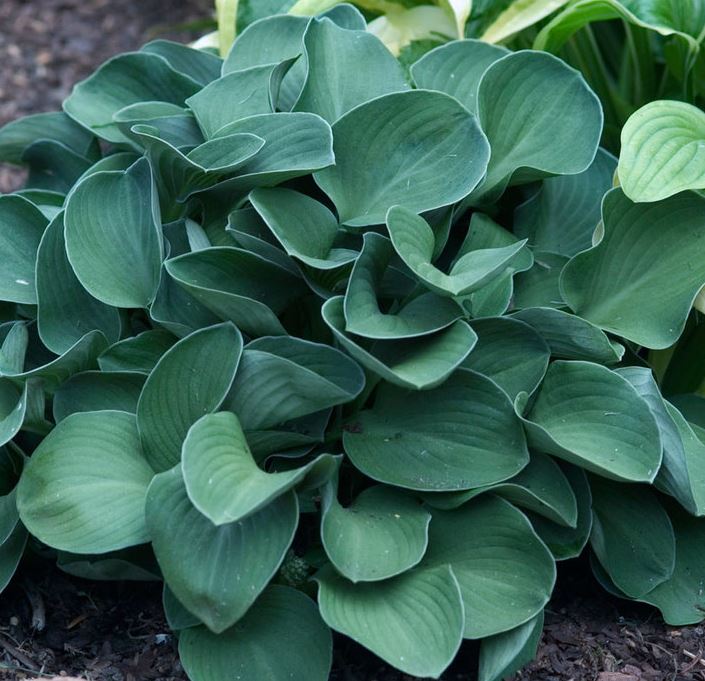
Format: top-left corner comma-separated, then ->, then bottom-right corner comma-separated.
1,1 -> 703,679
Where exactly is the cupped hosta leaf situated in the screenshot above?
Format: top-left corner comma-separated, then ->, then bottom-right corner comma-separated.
53,371 -> 145,422
165,247 -> 306,337
410,40 -> 510,114
182,412 -> 337,525
317,564 -> 464,678
21,139 -> 93,193
422,495 -> 555,638
322,297 -> 477,390
0,380 -> 29,448
36,212 -> 121,355
561,188 -> 705,349
114,104 -> 204,149
0,111 -> 97,165
463,317 -> 550,400
186,63 -> 288,139
475,50 -> 602,198
64,158 -> 163,309
63,52 -> 200,143
515,148 -> 616,257
146,466 -> 298,633
0,195 -> 48,304
314,90 -> 490,227
249,187 -> 356,269
204,112 -> 334,195
618,101 -> 705,202
520,360 -> 661,482
529,463 -> 592,561
294,17 -> 408,123
344,233 -> 464,339
590,477 -> 675,598
343,369 -> 529,491
17,411 -> 154,554
424,451 -> 578,528
17,188 -> 65,221
510,307 -> 624,364
387,206 -> 527,298
478,611 -> 544,681
137,323 -> 242,472
179,586 -> 332,681
321,481 -> 431,582
141,40 -> 222,86
618,367 -> 705,516
223,15 -> 309,110
513,251 -> 568,309
98,329 -> 176,374
226,335 -> 364,433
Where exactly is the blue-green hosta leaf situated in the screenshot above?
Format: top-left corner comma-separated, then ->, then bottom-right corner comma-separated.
113,103 -> 204,149
423,495 -> 555,638
0,521 -> 28,594
205,112 -> 334,197
294,18 -> 408,123
146,466 -> 298,633
0,380 -> 30,448
98,329 -> 176,374
315,90 -> 490,227
63,52 -> 201,144
223,15 -> 309,111
179,586 -> 332,681
17,411 -> 154,553
344,233 -> 464,339
0,195 -> 48,304
515,148 -> 616,257
344,369 -> 529,491
321,481 -> 431,582
141,40 -> 222,86
226,335 -> 364,433
424,451 -> 577,528
165,247 -> 306,337
15,189 -> 65,221
478,612 -> 544,681
529,463 -> 592,561
0,111 -> 97,165
164,584 -> 200,631
137,323 -> 242,472
56,546 -> 160,582
387,206 -> 527,298
475,50 -> 602,198
561,188 -> 705,349
410,40 -> 510,114
463,317 -> 550,400
317,564 -> 464,679
513,251 -> 569,309
186,63 -> 290,139
53,371 -> 145,422
590,477 -> 675,598
182,412 -> 337,525
617,366 -> 705,516
249,187 -> 356,269
36,213 -> 121,355
618,101 -> 705,202
131,125 -> 264,212
21,140 -> 93,194
510,307 -> 624,364
520,360 -> 662,482
64,158 -> 163,309
323,296 -> 476,390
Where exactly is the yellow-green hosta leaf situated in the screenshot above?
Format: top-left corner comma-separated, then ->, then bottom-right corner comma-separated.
422,495 -> 556,638
520,360 -> 662,482
182,412 -> 338,524
179,586 -> 332,681
561,188 -> 705,349
478,612 -> 544,681
137,323 -> 243,472
618,101 -> 705,202
17,411 -> 154,554
314,89 -> 490,226
343,369 -> 529,491
321,481 -> 431,582
146,465 -> 298,634
317,563 -> 464,678
481,0 -> 571,43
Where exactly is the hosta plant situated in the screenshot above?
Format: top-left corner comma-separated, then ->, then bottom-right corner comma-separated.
1,5 -> 705,680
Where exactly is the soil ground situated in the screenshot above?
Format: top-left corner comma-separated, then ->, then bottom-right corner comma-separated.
1,1 -> 704,679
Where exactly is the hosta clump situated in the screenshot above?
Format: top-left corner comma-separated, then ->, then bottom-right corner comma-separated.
1,4 -> 705,680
